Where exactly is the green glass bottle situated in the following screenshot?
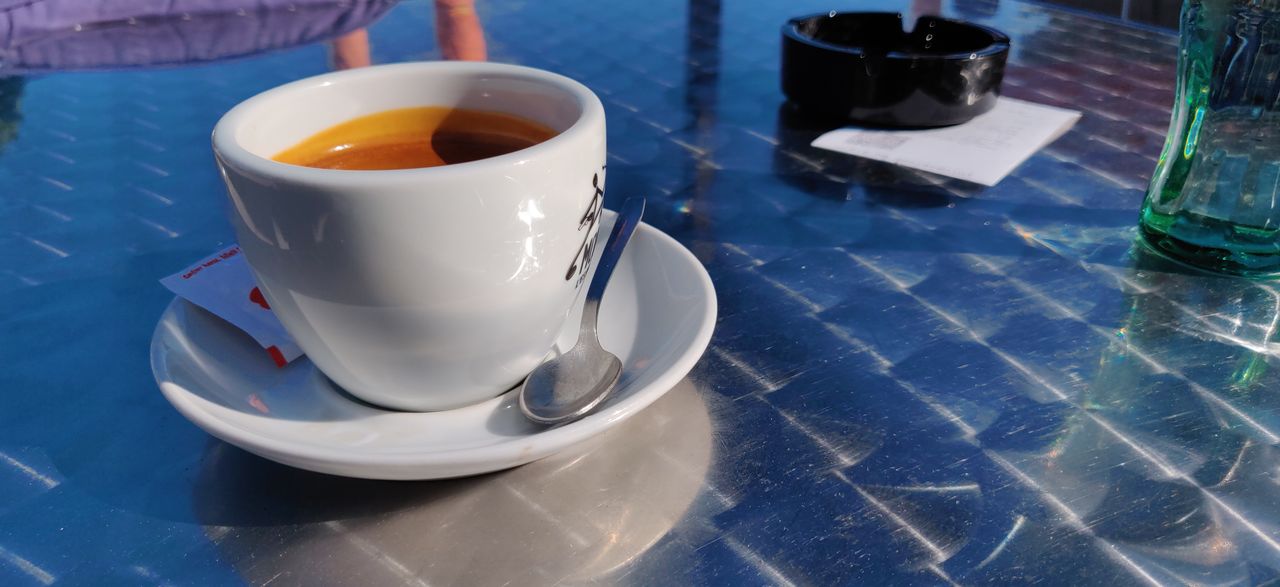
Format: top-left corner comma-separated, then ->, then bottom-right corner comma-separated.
1141,0 -> 1280,276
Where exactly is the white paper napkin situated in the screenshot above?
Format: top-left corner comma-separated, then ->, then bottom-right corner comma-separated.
810,97 -> 1082,186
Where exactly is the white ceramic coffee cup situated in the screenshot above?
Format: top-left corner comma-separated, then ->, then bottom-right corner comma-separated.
212,62 -> 606,411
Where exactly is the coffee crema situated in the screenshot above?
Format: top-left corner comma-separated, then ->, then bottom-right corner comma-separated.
273,106 -> 558,170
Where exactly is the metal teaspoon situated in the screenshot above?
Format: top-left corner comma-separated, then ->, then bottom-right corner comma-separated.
518,196 -> 646,425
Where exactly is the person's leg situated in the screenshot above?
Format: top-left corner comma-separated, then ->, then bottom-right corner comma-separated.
435,0 -> 487,61
330,28 -> 372,70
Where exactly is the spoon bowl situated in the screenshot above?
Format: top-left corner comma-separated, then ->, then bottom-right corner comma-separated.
519,341 -> 623,425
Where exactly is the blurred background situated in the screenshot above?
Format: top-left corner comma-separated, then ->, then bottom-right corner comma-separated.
1044,0 -> 1181,28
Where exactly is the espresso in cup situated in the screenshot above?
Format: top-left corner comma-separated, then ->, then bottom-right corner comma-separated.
273,106 -> 559,170
213,62 -> 606,411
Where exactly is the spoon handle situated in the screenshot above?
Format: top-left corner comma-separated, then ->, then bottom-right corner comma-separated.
586,197 -> 646,304
578,197 -> 645,338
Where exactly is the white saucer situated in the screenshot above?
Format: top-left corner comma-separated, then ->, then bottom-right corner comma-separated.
151,216 -> 717,480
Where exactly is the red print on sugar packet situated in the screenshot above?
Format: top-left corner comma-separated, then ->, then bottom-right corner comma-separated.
249,287 -> 270,310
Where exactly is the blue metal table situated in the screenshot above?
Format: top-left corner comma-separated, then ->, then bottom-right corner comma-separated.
4,0 -> 1279,584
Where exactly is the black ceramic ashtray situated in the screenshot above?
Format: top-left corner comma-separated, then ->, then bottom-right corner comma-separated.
781,12 -> 1010,127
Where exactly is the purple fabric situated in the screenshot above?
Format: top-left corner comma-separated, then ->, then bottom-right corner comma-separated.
0,0 -> 397,72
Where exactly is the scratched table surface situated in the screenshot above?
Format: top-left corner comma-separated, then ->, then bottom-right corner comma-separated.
2,0 -> 1279,585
